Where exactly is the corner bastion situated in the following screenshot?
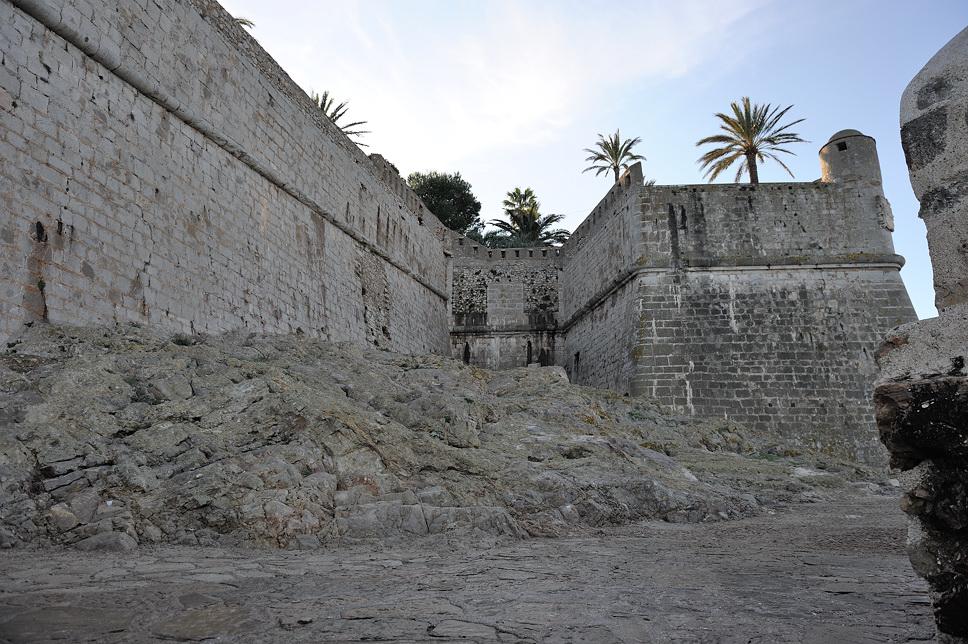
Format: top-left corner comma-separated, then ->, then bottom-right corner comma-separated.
1,0 -> 449,354
451,135 -> 917,463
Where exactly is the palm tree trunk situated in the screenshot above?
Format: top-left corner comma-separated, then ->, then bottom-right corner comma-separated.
613,166 -> 620,183
746,153 -> 759,185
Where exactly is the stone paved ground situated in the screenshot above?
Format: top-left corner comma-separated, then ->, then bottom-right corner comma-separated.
0,494 -> 933,643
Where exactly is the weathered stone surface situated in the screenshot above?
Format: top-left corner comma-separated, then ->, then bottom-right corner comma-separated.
876,313 -> 968,643
0,0 -> 915,471
0,0 -> 449,354
150,606 -> 262,641
0,497 -> 935,643
449,140 -> 916,465
0,324 -> 894,550
879,24 -> 968,644
901,26 -> 968,311
75,532 -> 138,552
901,107 -> 949,171
0,606 -> 132,642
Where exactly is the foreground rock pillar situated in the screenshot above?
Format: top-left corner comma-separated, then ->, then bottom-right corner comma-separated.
876,26 -> 968,644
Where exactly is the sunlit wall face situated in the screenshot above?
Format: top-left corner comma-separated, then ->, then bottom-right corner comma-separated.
221,0 -> 968,320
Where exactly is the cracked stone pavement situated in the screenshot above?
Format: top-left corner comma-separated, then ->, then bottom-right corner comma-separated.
0,494 -> 933,643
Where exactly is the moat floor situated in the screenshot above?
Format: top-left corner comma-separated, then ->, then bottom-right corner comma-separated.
0,496 -> 933,643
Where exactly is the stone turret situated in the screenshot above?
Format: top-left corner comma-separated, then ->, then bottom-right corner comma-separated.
819,129 -> 884,188
821,129 -> 896,234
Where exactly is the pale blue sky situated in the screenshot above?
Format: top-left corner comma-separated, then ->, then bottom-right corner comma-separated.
220,0 -> 967,319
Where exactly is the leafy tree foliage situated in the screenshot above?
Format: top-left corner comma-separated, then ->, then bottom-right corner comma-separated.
696,97 -> 806,184
407,172 -> 482,235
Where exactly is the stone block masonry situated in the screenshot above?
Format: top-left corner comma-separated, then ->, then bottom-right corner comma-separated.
0,0 -> 449,354
448,238 -> 560,369
625,163 -> 916,461
559,164 -> 645,393
450,135 -> 917,462
2,0 -> 918,465
632,266 -> 914,463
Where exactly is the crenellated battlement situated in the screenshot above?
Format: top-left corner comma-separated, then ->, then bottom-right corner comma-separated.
450,240 -> 562,261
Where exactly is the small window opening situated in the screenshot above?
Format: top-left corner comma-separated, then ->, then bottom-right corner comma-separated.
836,142 -> 848,152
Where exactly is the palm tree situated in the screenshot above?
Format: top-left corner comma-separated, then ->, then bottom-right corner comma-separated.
696,97 -> 806,184
583,130 -> 646,182
487,188 -> 570,247
502,187 -> 539,215
310,90 -> 370,144
234,17 -> 255,28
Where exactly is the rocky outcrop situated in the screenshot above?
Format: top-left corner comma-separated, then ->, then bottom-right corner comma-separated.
0,324 -> 886,551
900,27 -> 968,312
876,314 -> 968,641
878,25 -> 968,644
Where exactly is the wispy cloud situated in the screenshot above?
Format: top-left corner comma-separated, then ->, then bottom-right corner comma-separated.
220,0 -> 772,170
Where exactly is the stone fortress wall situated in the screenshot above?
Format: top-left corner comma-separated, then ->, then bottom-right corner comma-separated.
450,133 -> 917,461
1,0 -> 918,463
558,164 -> 646,394
448,238 -> 561,370
1,0 -> 449,354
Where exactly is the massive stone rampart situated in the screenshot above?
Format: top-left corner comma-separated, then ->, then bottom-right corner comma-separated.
450,137 -> 917,462
558,164 -> 645,392
0,0 -> 448,353
1,0 -> 919,465
627,164 -> 915,462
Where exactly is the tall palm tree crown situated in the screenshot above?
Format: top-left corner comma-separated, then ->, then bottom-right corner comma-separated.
583,130 -> 646,183
696,97 -> 806,184
310,90 -> 370,144
486,187 -> 570,247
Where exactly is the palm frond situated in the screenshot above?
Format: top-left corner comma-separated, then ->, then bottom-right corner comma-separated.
702,151 -> 744,182
583,129 -> 646,182
486,188 -> 570,247
763,152 -> 795,178
696,97 -> 806,184
309,89 -> 369,144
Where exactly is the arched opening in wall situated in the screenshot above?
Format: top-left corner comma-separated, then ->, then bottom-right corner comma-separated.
539,348 -> 549,367
573,351 -> 580,376
462,342 -> 470,365
526,340 -> 533,365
